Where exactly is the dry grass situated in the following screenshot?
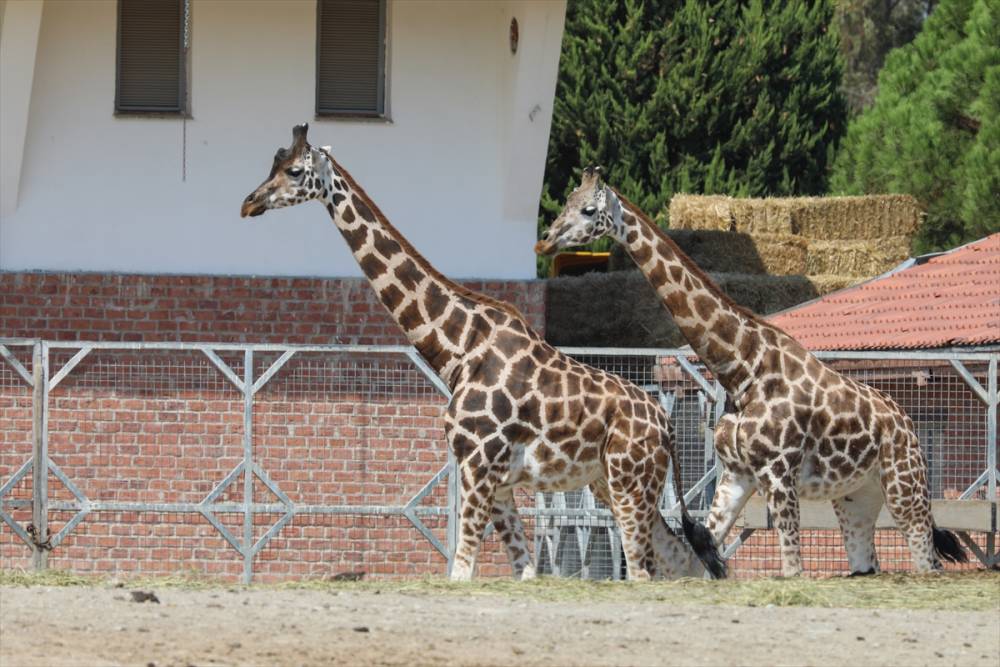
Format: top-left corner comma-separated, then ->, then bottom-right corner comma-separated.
2,569 -> 996,612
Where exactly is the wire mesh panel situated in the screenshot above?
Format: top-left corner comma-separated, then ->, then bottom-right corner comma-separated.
1,341 -> 996,580
43,348 -> 245,577
0,343 -> 35,569
252,350 -> 450,581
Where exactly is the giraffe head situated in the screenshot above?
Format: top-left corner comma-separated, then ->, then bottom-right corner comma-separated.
535,165 -> 622,255
240,123 -> 332,218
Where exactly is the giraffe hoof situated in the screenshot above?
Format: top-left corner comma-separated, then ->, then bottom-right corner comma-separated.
848,568 -> 877,577
519,564 -> 537,581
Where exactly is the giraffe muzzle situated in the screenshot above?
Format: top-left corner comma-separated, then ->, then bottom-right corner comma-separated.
240,193 -> 267,218
534,239 -> 558,256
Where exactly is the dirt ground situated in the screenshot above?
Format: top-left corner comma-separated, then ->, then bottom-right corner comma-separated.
1,576 -> 997,667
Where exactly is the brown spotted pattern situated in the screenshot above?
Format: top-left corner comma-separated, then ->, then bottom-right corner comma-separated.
539,168 -> 962,576
242,127 -> 722,581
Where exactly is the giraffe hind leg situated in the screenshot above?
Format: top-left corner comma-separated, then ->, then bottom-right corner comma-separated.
491,486 -> 537,580
877,432 -> 963,572
831,477 -> 883,576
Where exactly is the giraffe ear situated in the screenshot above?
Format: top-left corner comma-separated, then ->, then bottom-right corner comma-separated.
321,145 -> 332,154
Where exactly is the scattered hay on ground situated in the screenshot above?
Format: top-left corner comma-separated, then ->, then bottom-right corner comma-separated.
2,569 -> 995,612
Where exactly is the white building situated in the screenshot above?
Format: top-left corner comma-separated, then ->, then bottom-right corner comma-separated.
0,0 -> 566,280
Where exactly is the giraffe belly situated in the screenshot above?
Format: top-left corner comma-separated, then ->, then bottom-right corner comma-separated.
797,443 -> 878,501
505,438 -> 603,493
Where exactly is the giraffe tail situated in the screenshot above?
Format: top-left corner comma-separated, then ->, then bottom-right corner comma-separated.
666,435 -> 727,579
932,525 -> 968,564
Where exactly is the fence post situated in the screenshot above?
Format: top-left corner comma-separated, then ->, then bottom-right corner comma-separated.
988,355 -> 997,563
242,348 -> 254,584
30,341 -> 48,571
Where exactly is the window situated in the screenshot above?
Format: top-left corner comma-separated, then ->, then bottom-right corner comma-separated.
316,0 -> 387,117
116,0 -> 186,114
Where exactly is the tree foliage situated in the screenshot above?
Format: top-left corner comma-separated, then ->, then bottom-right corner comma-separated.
835,0 -> 937,113
538,0 -> 847,274
831,0 -> 1000,252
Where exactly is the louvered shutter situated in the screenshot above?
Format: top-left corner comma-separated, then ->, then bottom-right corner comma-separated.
316,0 -> 386,116
116,0 -> 185,113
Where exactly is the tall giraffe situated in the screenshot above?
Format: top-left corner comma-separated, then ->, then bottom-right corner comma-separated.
536,167 -> 967,576
241,126 -> 725,581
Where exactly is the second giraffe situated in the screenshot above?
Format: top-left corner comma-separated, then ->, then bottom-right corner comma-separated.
537,166 -> 967,576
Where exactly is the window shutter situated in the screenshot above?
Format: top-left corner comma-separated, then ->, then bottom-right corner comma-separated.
116,0 -> 185,113
317,0 -> 386,116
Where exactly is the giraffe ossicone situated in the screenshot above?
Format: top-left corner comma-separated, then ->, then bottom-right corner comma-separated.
241,125 -> 727,581
540,168 -> 968,576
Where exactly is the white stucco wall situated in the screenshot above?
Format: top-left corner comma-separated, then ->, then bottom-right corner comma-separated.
0,0 -> 565,279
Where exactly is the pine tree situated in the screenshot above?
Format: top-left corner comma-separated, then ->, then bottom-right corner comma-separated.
835,0 -> 936,113
831,0 -> 1000,252
539,0 -> 847,275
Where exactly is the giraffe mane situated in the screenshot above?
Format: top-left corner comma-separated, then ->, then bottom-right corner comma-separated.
610,187 -> 771,326
323,150 -> 530,323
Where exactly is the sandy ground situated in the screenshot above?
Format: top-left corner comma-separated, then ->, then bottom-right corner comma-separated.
1,584 -> 997,667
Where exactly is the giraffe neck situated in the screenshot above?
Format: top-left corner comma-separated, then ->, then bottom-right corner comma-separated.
608,189 -> 775,398
315,150 -> 514,384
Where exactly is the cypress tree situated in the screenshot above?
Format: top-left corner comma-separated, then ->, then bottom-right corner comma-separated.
539,0 -> 847,274
831,0 -> 1000,252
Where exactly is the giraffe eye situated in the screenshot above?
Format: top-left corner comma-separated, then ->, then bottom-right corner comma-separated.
287,167 -> 304,177
582,206 -> 597,216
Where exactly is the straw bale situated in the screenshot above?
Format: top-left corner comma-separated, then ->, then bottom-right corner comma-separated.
807,274 -> 863,295
544,270 -> 828,348
611,230 -> 808,275
805,237 -> 912,276
669,195 -> 796,235
791,195 -> 921,240
669,194 -> 921,241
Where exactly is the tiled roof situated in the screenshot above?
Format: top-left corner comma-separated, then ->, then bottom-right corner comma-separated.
768,234 -> 1000,351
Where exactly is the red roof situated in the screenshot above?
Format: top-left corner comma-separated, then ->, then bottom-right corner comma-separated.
768,234 -> 1000,351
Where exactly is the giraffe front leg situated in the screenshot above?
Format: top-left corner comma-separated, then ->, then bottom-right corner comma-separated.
450,462 -> 496,582
762,483 -> 803,577
831,477 -> 883,576
491,486 -> 536,580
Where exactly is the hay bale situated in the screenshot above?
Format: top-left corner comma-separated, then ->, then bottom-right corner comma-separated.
669,196 -> 796,235
749,234 -> 809,275
614,230 -> 808,275
807,274 -> 865,296
544,270 -> 826,347
668,195 -> 736,232
669,194 -> 922,241
804,237 -> 912,276
791,195 -> 921,240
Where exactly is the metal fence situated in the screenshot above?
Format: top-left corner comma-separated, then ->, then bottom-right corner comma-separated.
1,339 -> 996,582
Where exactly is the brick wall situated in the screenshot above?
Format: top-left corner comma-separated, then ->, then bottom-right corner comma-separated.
0,271 -> 543,580
0,272 -> 991,581
0,272 -> 547,344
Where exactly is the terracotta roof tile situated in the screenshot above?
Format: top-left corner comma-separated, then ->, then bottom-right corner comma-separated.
768,234 -> 1000,351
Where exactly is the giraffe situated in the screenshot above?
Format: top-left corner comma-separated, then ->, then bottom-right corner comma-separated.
536,166 -> 967,576
240,125 -> 726,581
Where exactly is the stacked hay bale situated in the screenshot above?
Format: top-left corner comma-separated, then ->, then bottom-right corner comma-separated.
546,194 -> 921,348
668,194 -> 920,288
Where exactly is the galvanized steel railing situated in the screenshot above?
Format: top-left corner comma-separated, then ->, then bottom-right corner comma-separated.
0,338 -> 996,581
